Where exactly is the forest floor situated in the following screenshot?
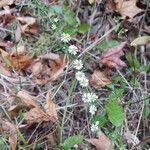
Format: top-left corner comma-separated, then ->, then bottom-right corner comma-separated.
0,0 -> 150,150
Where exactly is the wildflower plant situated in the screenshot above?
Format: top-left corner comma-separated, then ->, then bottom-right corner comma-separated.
61,31 -> 99,133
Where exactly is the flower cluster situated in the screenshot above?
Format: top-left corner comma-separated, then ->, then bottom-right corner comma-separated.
51,24 -> 56,30
61,33 -> 71,43
91,121 -> 99,132
82,92 -> 98,103
75,71 -> 89,87
51,18 -> 59,30
73,60 -> 83,70
82,92 -> 98,115
68,45 -> 78,55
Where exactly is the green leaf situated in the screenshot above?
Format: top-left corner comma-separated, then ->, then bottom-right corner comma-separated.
63,135 -> 84,150
131,36 -> 150,46
63,7 -> 77,26
63,26 -> 77,35
91,114 -> 108,127
108,88 -> 124,99
106,99 -> 125,126
97,40 -> 108,49
97,40 -> 119,49
106,83 -> 115,91
78,23 -> 90,34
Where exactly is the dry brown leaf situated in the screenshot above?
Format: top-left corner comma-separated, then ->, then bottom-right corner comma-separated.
17,90 -> 38,108
44,92 -> 58,122
16,17 -> 36,25
27,53 -> 67,84
24,107 -> 58,124
90,69 -> 111,89
86,130 -> 114,150
8,105 -> 23,117
0,0 -> 14,7
8,91 -> 38,117
21,91 -> 58,124
114,0 -> 143,19
0,47 -> 33,70
15,17 -> 37,41
49,54 -> 67,81
100,42 -> 127,68
0,118 -> 17,150
31,60 -> 43,75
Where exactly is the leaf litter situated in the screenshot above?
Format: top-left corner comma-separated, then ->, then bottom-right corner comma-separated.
0,0 -> 149,149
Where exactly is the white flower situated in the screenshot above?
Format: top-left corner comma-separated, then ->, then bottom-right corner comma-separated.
90,93 -> 98,102
89,105 -> 97,115
75,71 -> 89,87
54,18 -> 59,22
82,92 -> 98,103
82,93 -> 91,103
91,121 -> 99,132
51,24 -> 56,30
68,45 -> 78,55
73,144 -> 78,148
61,33 -> 71,43
75,71 -> 86,81
73,60 -> 83,70
79,78 -> 89,87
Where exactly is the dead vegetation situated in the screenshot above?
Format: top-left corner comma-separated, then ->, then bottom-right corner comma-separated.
0,0 -> 150,150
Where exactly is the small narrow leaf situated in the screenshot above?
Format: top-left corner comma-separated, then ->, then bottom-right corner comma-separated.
106,99 -> 125,126
63,135 -> 84,150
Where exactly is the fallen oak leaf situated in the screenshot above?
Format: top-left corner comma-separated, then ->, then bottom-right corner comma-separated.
86,130 -> 114,150
24,106 -> 58,125
44,92 -> 58,122
100,42 -> 127,68
90,69 -> 111,89
18,91 -> 59,125
8,90 -> 38,117
114,0 -> 143,19
0,118 -> 17,150
0,47 -> 33,70
24,107 -> 53,124
27,53 -> 67,84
